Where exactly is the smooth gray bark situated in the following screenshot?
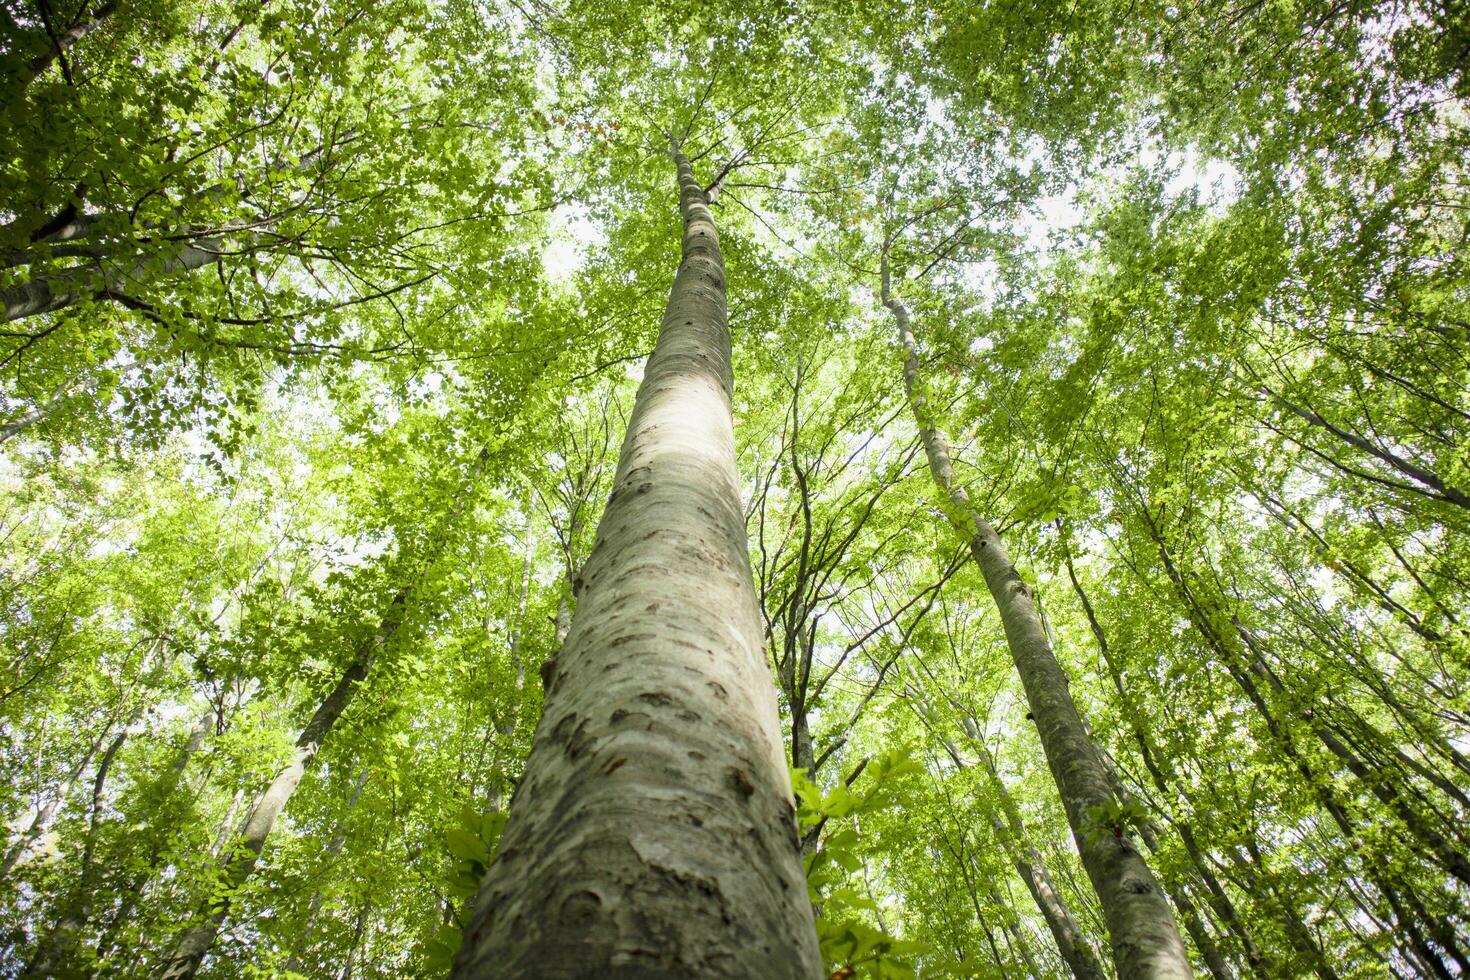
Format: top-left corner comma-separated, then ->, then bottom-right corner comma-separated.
1,397 -> 63,444
453,144 -> 821,979
882,250 -> 1191,979
209,787 -> 247,860
1,237 -> 222,322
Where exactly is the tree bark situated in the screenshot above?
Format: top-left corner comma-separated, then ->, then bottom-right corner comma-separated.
882,249 -> 1191,979
0,131 -> 353,323
0,367 -> 87,444
3,0 -> 119,95
1262,385 -> 1470,511
453,142 -> 821,979
1170,884 -> 1234,980
0,236 -> 223,322
1062,544 -> 1266,979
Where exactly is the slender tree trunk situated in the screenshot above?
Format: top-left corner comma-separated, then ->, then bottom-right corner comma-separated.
1227,840 -> 1341,980
339,898 -> 372,980
1262,385 -> 1470,511
1008,812 -> 1109,980
1384,885 -> 1465,979
160,596 -> 406,979
989,892 -> 1045,979
1141,513 -> 1467,976
209,787 -> 247,859
790,675 -> 816,776
1062,546 -> 1263,980
1088,729 -> 1231,980
536,505 -> 584,692
1177,824 -> 1265,978
1233,623 -> 1470,887
0,133 -> 349,323
453,142 -> 821,979
551,507 -> 583,650
882,250 -> 1191,979
933,809 -> 1014,976
505,522 -> 536,692
4,0 -> 119,95
0,367 -> 86,444
94,707 -> 214,962
1171,884 -> 1233,980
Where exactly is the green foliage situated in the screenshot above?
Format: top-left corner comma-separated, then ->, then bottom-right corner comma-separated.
1081,798 -> 1153,849
2,0 -> 1468,976
794,749 -> 928,979
422,804 -> 508,974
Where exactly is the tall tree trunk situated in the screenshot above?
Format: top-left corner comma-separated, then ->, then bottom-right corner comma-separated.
505,521 -> 536,693
1170,884 -> 1234,980
997,786 -> 1110,980
881,249 -> 1191,979
552,507 -> 584,650
0,131 -> 348,325
0,367 -> 88,444
453,142 -> 821,979
209,786 -> 247,860
339,898 -> 372,980
1061,545 -> 1263,980
1225,841 -> 1341,980
1140,510 -> 1468,976
1176,823 -> 1264,978
988,890 -> 1045,979
1233,622 -> 1470,888
160,595 -> 406,979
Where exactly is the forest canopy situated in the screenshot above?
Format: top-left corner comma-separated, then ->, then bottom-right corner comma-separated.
1,0 -> 1468,977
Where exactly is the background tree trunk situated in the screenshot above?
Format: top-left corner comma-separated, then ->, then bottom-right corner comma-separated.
160,596 -> 406,979
882,248 -> 1192,979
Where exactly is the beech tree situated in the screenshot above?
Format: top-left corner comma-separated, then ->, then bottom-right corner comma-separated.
3,0 -> 1468,978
